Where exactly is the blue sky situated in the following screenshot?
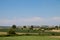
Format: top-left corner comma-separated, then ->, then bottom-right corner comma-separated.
0,0 -> 60,26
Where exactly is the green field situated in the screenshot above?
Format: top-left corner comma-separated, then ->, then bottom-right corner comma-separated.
0,36 -> 60,40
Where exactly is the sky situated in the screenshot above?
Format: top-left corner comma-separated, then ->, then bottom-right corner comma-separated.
0,0 -> 60,26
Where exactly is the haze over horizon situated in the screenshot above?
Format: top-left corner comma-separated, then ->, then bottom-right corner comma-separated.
0,0 -> 60,26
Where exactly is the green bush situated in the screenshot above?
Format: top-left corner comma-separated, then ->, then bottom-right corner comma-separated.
8,25 -> 16,35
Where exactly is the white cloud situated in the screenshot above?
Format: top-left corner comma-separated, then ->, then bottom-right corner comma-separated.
52,17 -> 60,21
0,17 -> 43,25
21,17 -> 43,22
0,17 -> 60,26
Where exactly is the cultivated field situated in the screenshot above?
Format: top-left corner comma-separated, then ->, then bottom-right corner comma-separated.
0,36 -> 60,40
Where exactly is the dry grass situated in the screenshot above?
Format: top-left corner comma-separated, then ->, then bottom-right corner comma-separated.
16,32 -> 38,35
0,32 -> 38,35
51,30 -> 60,32
0,32 -> 7,35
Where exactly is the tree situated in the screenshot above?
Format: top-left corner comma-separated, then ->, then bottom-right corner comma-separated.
30,25 -> 34,30
23,26 -> 26,28
8,25 -> 16,35
12,25 -> 16,29
55,26 -> 58,30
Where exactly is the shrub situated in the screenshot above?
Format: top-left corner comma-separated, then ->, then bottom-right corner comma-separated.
8,25 -> 16,35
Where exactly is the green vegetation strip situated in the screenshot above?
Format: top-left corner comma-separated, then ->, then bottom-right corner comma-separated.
0,36 -> 60,40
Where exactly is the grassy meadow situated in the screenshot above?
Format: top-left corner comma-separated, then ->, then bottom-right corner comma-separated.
0,36 -> 60,40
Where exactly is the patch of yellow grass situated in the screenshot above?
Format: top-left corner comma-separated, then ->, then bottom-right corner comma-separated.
0,32 -> 7,35
51,30 -> 60,32
16,32 -> 38,35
